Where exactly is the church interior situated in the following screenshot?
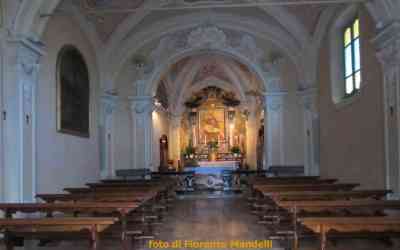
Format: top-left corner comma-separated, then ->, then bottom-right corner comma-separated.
1,0 -> 400,249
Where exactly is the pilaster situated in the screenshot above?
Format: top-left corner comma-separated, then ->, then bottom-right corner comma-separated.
298,88 -> 320,176
3,37 -> 44,202
129,95 -> 154,170
99,93 -> 119,178
373,21 -> 400,198
264,91 -> 287,169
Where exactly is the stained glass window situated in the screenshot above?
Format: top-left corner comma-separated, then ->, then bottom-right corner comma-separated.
344,18 -> 361,96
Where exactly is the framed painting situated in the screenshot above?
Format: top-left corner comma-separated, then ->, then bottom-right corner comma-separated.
198,108 -> 226,144
56,45 -> 90,137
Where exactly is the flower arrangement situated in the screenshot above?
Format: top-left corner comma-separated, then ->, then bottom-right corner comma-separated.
207,140 -> 219,151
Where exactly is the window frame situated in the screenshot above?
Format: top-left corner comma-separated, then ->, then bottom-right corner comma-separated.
329,5 -> 362,107
343,17 -> 361,98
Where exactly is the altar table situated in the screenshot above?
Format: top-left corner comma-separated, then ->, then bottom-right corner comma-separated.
185,161 -> 239,190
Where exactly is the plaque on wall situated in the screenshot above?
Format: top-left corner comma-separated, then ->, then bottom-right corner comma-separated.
56,45 -> 90,137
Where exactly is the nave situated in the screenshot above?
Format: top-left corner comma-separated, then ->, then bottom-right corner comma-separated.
2,174 -> 400,250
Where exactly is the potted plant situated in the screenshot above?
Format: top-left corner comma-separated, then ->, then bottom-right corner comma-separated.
183,145 -> 196,159
231,146 -> 241,158
182,145 -> 198,167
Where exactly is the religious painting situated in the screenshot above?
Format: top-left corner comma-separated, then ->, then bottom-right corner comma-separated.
56,45 -> 90,137
198,108 -> 226,144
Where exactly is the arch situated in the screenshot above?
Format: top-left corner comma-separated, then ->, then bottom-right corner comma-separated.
147,49 -> 267,100
106,12 -> 304,91
170,54 -> 250,112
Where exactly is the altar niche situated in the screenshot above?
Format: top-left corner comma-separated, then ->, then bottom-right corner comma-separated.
181,87 -> 246,167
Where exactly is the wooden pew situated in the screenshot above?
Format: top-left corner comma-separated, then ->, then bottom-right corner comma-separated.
0,202 -> 141,249
254,183 -> 359,193
267,190 -> 391,201
0,217 -> 117,250
37,191 -> 156,203
249,178 -> 337,185
251,190 -> 391,217
276,200 -> 400,249
299,216 -> 400,250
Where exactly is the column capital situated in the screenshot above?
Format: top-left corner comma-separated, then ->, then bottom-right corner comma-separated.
128,95 -> 154,114
373,21 -> 400,67
263,91 -> 288,112
101,93 -> 119,115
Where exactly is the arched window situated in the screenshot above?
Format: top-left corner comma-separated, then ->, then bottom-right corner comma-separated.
56,45 -> 90,137
344,18 -> 361,96
329,5 -> 362,106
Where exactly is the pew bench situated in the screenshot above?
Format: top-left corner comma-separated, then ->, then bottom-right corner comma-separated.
0,217 -> 117,250
299,216 -> 400,250
254,183 -> 360,193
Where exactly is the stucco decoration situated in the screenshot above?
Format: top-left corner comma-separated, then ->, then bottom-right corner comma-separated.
149,25 -> 265,66
19,45 -> 41,110
261,57 -> 286,92
187,26 -> 227,49
146,25 -> 270,93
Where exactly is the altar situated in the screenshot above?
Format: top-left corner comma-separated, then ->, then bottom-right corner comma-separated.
185,161 -> 239,190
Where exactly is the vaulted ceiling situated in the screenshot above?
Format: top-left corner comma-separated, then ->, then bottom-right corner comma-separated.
59,0 -> 336,44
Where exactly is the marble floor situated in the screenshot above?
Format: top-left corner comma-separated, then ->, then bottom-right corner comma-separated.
145,196 -> 282,250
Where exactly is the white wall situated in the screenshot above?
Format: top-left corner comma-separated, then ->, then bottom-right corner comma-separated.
36,15 -> 100,193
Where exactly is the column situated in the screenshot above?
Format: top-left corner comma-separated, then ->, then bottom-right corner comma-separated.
264,92 -> 287,169
99,93 -> 119,178
298,88 -> 320,176
129,96 -> 154,170
169,114 -> 182,169
374,21 -> 400,198
3,38 -> 44,202
245,96 -> 260,169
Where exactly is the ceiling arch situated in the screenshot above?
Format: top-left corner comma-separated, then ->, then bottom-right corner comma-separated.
105,12 -> 305,91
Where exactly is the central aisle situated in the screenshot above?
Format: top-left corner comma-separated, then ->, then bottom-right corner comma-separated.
144,196 -> 282,250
